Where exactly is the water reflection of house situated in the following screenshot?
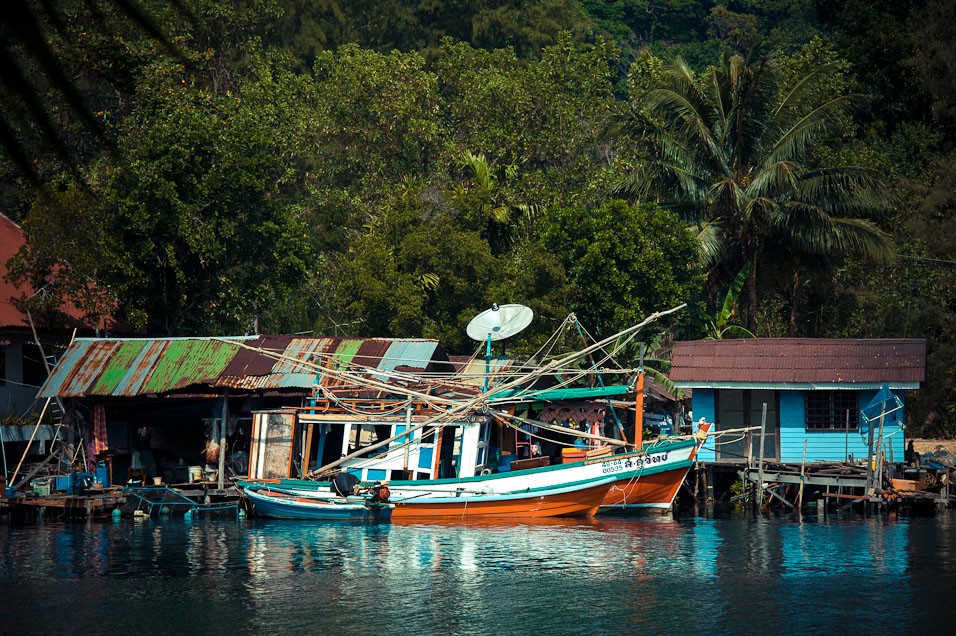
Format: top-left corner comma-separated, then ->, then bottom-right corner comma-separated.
670,338 -> 926,497
37,336 -> 454,487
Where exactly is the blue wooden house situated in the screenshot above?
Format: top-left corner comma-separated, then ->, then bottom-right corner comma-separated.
670,339 -> 926,464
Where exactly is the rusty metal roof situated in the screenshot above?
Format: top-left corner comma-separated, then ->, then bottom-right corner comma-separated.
448,355 -> 513,387
670,338 -> 926,388
39,336 -> 449,397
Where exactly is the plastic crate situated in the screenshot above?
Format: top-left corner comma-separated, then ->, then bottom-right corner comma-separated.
32,479 -> 51,496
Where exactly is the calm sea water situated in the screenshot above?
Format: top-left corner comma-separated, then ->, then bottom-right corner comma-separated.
2,507 -> 954,635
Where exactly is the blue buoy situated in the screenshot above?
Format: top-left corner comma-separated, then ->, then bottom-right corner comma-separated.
112,508 -> 121,521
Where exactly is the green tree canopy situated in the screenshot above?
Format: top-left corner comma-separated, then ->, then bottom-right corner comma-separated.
13,52 -> 315,335
606,49 -> 895,330
542,199 -> 702,337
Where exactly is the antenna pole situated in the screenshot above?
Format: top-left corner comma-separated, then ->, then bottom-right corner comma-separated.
484,334 -> 491,392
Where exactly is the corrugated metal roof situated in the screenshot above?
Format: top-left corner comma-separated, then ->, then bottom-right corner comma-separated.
39,336 -> 448,397
449,356 -> 513,387
670,338 -> 926,387
496,385 -> 631,402
351,339 -> 391,373
40,337 -> 251,397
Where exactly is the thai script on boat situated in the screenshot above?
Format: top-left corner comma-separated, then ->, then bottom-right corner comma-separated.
601,452 -> 670,474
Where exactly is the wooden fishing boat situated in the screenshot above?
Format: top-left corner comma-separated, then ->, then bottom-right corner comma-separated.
242,432 -> 705,519
253,478 -> 614,519
387,480 -> 611,519
241,484 -> 392,521
239,305 -> 710,517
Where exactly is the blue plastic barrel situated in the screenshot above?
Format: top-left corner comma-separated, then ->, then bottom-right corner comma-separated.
498,454 -> 515,472
96,464 -> 110,488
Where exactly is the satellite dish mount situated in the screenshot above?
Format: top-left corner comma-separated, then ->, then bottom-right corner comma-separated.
466,303 -> 533,391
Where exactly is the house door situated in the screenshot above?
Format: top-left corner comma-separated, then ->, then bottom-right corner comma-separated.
716,389 -> 779,461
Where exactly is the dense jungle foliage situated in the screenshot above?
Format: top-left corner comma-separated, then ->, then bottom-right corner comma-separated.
1,0 -> 954,436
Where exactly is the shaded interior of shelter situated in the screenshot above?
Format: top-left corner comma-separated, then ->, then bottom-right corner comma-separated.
9,394 -> 295,487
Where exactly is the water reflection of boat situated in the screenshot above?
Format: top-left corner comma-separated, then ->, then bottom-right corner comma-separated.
241,484 -> 392,521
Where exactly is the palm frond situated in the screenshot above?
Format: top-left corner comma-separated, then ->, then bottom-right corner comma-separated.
779,207 -> 894,263
643,366 -> 685,400
747,160 -> 799,199
695,220 -> 730,268
764,94 -> 862,166
459,150 -> 493,191
1,0 -> 191,181
723,324 -> 756,339
794,167 -> 890,215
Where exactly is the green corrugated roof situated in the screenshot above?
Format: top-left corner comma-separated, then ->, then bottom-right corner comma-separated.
141,339 -> 237,394
330,339 -> 363,370
38,336 -> 449,398
90,340 -> 146,394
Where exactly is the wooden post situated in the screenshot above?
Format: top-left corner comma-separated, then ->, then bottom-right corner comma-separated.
217,392 -> 228,490
757,403 -> 767,509
634,371 -> 644,450
704,464 -> 713,502
845,410 -> 850,461
798,439 -> 807,510
875,406 -> 887,497
745,429 -> 753,468
864,408 -> 877,499
694,465 -> 700,501
11,398 -> 52,485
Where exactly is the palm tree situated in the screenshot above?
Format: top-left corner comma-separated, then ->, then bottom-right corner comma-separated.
606,52 -> 894,330
454,150 -> 539,255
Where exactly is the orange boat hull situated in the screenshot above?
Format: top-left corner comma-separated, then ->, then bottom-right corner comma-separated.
390,482 -> 611,519
602,425 -> 709,510
601,466 -> 690,509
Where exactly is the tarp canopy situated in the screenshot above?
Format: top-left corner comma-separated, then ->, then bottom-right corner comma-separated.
492,384 -> 630,403
860,383 -> 905,439
1,424 -> 64,443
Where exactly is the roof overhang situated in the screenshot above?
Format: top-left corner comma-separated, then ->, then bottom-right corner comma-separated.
674,382 -> 921,391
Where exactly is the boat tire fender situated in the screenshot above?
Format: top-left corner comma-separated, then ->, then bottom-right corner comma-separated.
332,472 -> 360,496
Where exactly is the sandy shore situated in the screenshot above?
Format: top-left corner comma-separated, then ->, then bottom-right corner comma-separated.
911,439 -> 956,455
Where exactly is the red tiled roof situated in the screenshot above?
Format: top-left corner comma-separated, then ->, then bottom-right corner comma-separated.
0,213 -> 88,328
670,338 -> 926,385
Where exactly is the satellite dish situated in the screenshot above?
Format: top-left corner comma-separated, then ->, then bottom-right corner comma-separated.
467,303 -> 534,342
